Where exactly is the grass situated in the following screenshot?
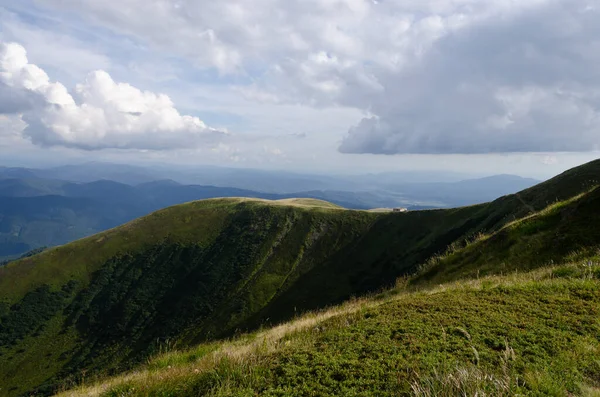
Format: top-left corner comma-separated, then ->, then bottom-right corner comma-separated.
57,261 -> 600,396
0,199 -> 233,303
0,314 -> 81,396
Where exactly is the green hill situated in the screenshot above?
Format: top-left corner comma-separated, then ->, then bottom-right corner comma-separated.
1,160 -> 600,396
59,264 -> 600,397
413,187 -> 600,286
0,178 -> 355,262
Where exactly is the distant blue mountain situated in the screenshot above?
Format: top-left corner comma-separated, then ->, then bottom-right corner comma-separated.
0,163 -> 540,259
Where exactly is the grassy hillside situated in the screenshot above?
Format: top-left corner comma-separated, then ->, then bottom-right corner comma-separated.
0,198 -> 380,395
57,263 -> 600,397
1,159 -> 599,396
55,168 -> 600,396
0,179 -> 282,261
413,186 -> 600,286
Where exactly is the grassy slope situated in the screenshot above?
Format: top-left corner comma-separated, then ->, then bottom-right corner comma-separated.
413,187 -> 600,286
0,202 -> 501,396
0,178 -> 358,262
54,160 -> 600,397
59,266 -> 600,397
1,159 -> 600,396
0,199 -> 379,395
243,159 -> 600,328
0,200 -> 235,396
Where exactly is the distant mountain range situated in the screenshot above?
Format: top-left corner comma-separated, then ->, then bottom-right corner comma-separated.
0,163 -> 540,260
0,161 -> 539,195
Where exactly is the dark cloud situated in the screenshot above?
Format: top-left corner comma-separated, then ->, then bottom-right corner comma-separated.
340,0 -> 600,154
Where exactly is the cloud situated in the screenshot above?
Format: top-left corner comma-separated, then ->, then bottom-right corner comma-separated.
289,132 -> 307,139
36,0 -> 600,155
0,7 -> 112,80
340,0 -> 600,154
0,41 -> 225,150
263,146 -> 284,157
0,114 -> 27,140
0,80 -> 43,114
541,155 -> 558,165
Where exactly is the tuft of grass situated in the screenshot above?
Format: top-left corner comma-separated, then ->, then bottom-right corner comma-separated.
410,366 -> 516,397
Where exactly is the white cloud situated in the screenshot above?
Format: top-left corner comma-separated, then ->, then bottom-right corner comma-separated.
0,41 -> 225,150
33,0 -> 600,154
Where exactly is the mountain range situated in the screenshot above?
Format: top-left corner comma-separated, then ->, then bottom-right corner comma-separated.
0,164 -> 539,260
0,162 -> 540,203
0,159 -> 598,396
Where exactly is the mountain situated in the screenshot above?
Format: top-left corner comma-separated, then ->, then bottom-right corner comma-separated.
0,177 -> 66,197
35,163 -> 161,185
0,167 -> 39,180
0,159 -> 598,396
0,195 -> 111,259
0,171 -> 537,260
3,161 -> 540,202
385,174 -> 541,206
0,180 -> 326,261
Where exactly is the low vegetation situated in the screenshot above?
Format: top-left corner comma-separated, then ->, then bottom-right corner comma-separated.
58,262 -> 600,396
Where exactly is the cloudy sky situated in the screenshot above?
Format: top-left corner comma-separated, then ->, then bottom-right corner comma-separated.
0,0 -> 599,177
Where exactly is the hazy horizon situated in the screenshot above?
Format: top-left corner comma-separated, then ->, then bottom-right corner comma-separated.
1,153 -> 598,181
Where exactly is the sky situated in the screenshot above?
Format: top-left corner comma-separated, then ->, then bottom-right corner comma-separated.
0,0 -> 599,178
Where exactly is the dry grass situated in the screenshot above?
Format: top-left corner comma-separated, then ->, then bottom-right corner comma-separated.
581,385 -> 600,397
410,366 -> 516,397
209,197 -> 346,210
